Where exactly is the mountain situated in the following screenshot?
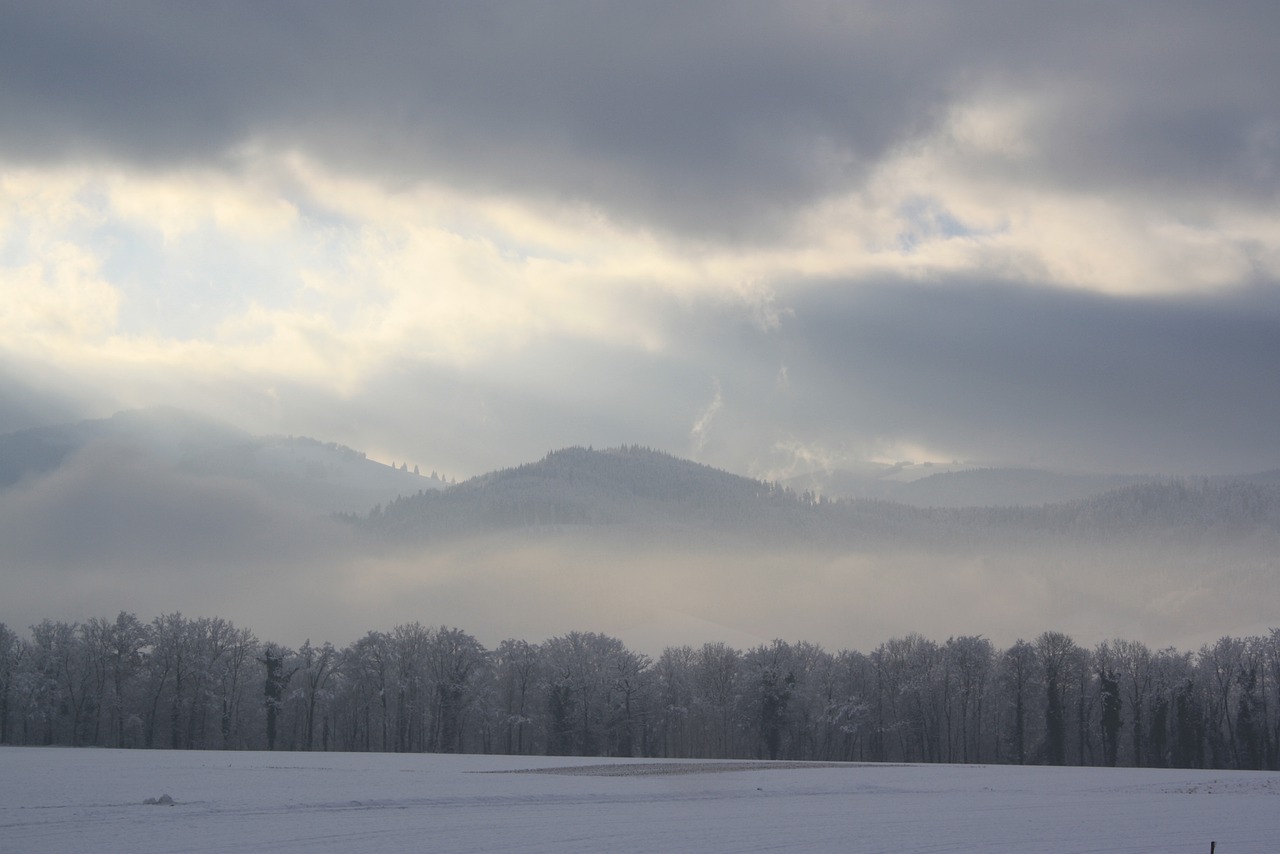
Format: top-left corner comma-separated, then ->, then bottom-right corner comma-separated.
4,425 -> 1278,655
362,445 -> 1280,552
9,413 -> 1276,547
0,408 -> 444,515
782,465 -> 1158,507
366,445 -> 860,548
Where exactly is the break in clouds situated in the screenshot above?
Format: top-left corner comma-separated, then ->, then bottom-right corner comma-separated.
2,2 -> 1280,477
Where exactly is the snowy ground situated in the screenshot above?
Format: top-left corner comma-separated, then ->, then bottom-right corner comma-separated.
2,747 -> 1276,853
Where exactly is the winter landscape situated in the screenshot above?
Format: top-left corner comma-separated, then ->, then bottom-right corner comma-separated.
4,747 -> 1277,854
5,3 -> 1280,852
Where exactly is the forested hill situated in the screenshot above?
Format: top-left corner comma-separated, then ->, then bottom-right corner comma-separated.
360,446 -> 1280,551
363,445 -> 893,547
781,465 -> 1159,507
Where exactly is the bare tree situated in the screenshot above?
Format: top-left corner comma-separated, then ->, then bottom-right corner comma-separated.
426,627 -> 487,753
493,639 -> 542,755
82,612 -> 150,747
695,642 -> 741,758
1035,631 -> 1077,766
297,639 -> 338,751
1200,637 -> 1243,768
1112,639 -> 1153,766
1001,640 -> 1036,765
946,636 -> 994,764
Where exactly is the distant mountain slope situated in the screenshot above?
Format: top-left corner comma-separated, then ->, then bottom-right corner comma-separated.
7,416 -> 1278,552
0,408 -> 444,515
898,468 -> 1158,507
1039,478 -> 1280,535
364,446 -> 1280,551
1231,469 -> 1280,488
368,445 -> 857,546
0,407 -> 247,487
782,466 -> 1158,507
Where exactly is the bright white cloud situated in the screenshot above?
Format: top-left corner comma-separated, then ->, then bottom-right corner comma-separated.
7,122 -> 1278,405
786,91 -> 1280,296
0,171 -> 121,350
0,242 -> 120,343
105,167 -> 299,242
0,152 -> 796,393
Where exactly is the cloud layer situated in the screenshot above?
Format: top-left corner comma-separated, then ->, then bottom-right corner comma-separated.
3,2 -> 1279,478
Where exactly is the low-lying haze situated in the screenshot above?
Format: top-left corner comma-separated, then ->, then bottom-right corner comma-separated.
1,418 -> 1276,653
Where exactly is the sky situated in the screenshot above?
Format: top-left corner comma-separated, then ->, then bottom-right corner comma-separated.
4,1 -> 1280,483
5,1 -> 1280,652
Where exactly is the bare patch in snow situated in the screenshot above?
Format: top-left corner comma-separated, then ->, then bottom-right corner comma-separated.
491,761 -> 862,777
1163,778 -> 1280,796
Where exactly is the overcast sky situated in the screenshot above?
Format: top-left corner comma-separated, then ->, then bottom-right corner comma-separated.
4,1 -> 1280,480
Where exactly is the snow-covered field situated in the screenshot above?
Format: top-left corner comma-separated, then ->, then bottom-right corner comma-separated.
2,747 -> 1276,853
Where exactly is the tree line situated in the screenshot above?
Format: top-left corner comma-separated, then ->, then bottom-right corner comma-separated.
2,614 -> 1278,771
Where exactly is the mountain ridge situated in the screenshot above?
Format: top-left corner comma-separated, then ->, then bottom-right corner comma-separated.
780,465 -> 1162,508
6,410 -> 1280,552
363,444 -> 1280,553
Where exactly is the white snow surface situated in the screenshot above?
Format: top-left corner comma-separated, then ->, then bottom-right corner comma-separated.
2,747 -> 1276,853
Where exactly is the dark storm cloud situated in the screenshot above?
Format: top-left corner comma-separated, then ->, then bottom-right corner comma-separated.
970,3 -> 1280,207
150,277 -> 1280,478
6,2 -> 1274,237
0,2 -> 943,237
768,279 -> 1280,473
401,277 -> 1280,477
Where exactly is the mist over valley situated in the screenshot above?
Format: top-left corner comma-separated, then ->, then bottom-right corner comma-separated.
2,408 -> 1276,654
